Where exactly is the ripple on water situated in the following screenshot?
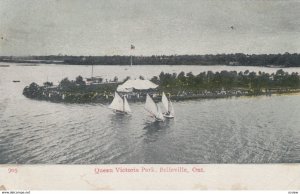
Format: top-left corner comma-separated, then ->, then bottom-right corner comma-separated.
1,67 -> 300,164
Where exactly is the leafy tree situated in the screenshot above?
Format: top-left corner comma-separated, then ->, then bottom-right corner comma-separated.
43,81 -> 53,87
59,78 -> 76,90
113,76 -> 118,82
123,76 -> 131,83
29,82 -> 39,91
75,76 -> 85,85
150,76 -> 159,84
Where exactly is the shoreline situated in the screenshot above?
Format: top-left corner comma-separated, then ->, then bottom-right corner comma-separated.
1,52 -> 300,67
22,69 -> 300,104
0,60 -> 294,68
23,86 -> 300,104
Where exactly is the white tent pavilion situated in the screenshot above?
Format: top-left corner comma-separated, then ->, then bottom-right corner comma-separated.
117,79 -> 158,93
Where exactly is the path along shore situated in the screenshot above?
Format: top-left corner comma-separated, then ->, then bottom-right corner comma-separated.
23,83 -> 300,104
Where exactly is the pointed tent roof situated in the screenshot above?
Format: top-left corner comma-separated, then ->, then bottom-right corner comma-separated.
117,79 -> 158,92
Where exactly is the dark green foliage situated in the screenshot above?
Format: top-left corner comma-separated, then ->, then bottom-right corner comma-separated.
75,76 -> 85,85
150,76 -> 159,84
113,76 -> 118,82
23,75 -> 119,103
2,53 -> 300,67
23,70 -> 300,103
122,76 -> 131,83
43,81 -> 53,87
155,69 -> 300,94
59,78 -> 76,90
23,82 -> 44,99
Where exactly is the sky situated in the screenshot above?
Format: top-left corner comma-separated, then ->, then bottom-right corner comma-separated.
0,0 -> 299,56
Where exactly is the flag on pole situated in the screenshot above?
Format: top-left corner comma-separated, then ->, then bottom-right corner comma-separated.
131,44 -> 135,50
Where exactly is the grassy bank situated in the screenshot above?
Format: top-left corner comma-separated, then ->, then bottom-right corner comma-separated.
23,69 -> 300,103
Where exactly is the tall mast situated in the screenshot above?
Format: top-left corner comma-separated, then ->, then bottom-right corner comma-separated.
123,96 -> 125,112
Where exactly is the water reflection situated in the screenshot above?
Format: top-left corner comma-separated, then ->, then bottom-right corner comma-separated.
109,112 -> 131,124
142,120 -> 173,143
143,120 -> 165,130
1,64 -> 300,164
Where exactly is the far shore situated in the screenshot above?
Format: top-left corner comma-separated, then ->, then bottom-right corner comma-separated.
1,53 -> 300,67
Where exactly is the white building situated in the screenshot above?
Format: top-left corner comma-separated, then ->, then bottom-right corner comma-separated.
117,79 -> 158,93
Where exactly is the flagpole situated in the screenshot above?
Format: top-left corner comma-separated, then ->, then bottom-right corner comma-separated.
130,44 -> 135,66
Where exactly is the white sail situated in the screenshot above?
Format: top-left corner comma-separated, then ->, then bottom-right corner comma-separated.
123,96 -> 131,113
161,91 -> 175,118
145,94 -> 158,116
161,92 -> 169,113
157,105 -> 165,121
169,100 -> 175,116
109,92 -> 123,111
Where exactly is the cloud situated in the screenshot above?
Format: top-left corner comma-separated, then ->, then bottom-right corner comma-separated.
0,0 -> 299,55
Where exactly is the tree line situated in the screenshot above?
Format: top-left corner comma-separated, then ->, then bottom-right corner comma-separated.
1,53 -> 300,67
150,69 -> 300,93
43,69 -> 300,92
23,69 -> 300,103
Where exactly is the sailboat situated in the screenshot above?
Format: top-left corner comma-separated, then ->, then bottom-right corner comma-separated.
161,92 -> 175,118
109,92 -> 131,114
144,94 -> 165,122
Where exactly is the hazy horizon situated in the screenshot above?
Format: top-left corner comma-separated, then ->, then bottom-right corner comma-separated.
0,0 -> 299,56
1,52 -> 300,58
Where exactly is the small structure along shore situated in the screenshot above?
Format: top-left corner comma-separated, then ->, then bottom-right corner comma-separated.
22,81 -> 300,104
23,70 -> 300,104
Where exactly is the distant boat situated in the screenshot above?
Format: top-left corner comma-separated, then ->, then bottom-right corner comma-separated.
16,64 -> 39,66
12,80 -> 20,83
0,65 -> 10,67
145,94 -> 165,122
109,92 -> 131,114
161,92 -> 175,118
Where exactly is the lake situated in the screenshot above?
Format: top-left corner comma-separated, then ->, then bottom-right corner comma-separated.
0,63 -> 300,164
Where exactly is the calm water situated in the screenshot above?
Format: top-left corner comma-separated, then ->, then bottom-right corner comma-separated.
0,63 -> 300,164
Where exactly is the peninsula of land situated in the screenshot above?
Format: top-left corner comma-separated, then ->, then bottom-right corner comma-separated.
23,69 -> 300,104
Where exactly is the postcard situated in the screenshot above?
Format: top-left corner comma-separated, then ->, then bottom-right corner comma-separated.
0,0 -> 300,191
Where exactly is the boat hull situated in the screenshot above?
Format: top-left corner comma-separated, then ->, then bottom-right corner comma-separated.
155,117 -> 165,122
114,110 -> 129,115
163,114 -> 174,119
